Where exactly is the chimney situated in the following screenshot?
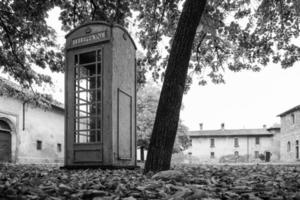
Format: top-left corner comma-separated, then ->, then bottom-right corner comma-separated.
221,123 -> 225,130
199,123 -> 203,130
263,124 -> 267,129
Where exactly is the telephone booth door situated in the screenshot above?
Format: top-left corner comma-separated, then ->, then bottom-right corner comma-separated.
69,46 -> 104,164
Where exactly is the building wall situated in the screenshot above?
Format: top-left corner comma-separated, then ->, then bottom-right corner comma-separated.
0,96 -> 21,163
186,135 -> 273,163
269,129 -> 281,161
0,96 -> 64,164
279,110 -> 300,162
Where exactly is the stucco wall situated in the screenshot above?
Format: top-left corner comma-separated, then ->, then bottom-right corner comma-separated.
18,104 -> 64,164
186,136 -> 274,163
269,129 -> 281,161
0,96 -> 64,164
279,110 -> 300,162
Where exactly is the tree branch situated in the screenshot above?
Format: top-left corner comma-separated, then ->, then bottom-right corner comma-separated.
90,0 -> 97,21
0,9 -> 14,15
73,1 -> 77,28
155,0 -> 168,41
0,15 -> 37,93
114,0 -> 121,24
196,32 -> 207,66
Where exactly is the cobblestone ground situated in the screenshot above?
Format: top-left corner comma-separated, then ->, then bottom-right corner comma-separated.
0,163 -> 300,200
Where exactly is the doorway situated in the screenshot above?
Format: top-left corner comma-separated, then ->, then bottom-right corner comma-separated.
72,48 -> 103,163
74,49 -> 102,143
296,140 -> 299,160
265,151 -> 271,162
0,120 -> 12,162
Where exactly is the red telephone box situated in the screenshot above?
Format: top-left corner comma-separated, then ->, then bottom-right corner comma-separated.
64,21 -> 136,168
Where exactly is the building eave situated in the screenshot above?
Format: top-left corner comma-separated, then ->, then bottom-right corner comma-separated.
0,77 -> 64,110
189,134 -> 273,138
188,128 -> 273,138
277,105 -> 300,117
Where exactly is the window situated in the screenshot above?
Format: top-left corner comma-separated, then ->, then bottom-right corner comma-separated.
57,143 -> 62,152
287,141 -> 291,152
234,151 -> 239,156
74,50 -> 102,143
37,140 -> 42,150
210,152 -> 215,159
210,138 -> 215,148
234,138 -> 239,147
291,113 -> 295,124
255,151 -> 259,158
255,137 -> 260,145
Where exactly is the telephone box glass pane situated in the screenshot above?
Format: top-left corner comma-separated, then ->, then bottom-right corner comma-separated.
79,51 -> 96,64
74,49 -> 102,143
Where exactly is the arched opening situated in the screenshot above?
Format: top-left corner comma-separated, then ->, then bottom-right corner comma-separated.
0,119 -> 12,162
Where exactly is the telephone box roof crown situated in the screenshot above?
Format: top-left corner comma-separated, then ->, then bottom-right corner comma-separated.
65,21 -> 136,50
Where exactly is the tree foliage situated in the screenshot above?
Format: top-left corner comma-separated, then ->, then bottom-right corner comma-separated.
0,0 -> 64,88
2,0 -> 299,89
0,77 -> 54,108
58,0 -> 131,31
133,0 -> 300,88
137,84 -> 190,152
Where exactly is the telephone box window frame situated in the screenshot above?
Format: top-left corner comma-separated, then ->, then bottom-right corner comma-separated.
73,47 -> 103,144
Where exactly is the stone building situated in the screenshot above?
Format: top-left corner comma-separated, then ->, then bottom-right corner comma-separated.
277,105 -> 300,162
186,123 -> 277,163
0,77 -> 64,164
185,104 -> 300,164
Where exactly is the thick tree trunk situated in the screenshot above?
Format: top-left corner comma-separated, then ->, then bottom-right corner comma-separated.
144,0 -> 206,173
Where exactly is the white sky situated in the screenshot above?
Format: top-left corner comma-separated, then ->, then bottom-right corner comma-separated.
46,7 -> 300,131
182,64 -> 300,130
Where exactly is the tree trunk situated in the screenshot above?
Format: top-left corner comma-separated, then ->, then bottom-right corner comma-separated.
144,0 -> 207,173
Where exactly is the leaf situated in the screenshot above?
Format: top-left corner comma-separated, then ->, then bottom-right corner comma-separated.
152,170 -> 184,181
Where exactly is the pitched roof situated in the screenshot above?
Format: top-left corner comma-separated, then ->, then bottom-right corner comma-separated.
277,105 -> 300,117
0,77 -> 64,110
188,128 -> 273,137
266,123 -> 281,131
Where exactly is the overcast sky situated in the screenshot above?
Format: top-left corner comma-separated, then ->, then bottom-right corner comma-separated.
46,7 -> 300,131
